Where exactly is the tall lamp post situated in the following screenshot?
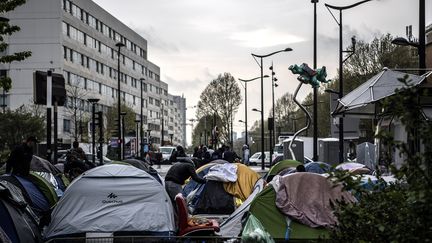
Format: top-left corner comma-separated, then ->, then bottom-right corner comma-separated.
269,64 -> 277,161
238,75 -> 269,148
325,0 -> 370,163
120,111 -> 127,160
312,0 -> 319,161
139,78 -> 145,159
88,98 -> 100,164
115,42 -> 125,161
252,48 -> 292,170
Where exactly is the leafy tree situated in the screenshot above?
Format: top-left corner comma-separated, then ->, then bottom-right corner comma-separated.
197,73 -> 242,145
0,0 -> 32,93
105,103 -> 137,141
273,92 -> 297,134
330,76 -> 432,242
0,106 -> 45,163
191,114 -> 220,147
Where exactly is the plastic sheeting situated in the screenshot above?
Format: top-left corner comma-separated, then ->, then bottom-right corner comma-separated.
204,163 -> 237,182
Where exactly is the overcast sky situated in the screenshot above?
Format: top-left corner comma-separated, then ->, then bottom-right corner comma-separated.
93,0 -> 431,145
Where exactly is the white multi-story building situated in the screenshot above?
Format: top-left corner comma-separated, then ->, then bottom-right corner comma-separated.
1,0 -> 186,147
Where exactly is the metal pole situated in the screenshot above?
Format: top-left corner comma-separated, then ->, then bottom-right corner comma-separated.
313,0 -> 319,161
161,103 -> 164,146
419,0 -> 425,75
53,101 -> 58,164
245,82 -> 248,146
46,70 -> 52,162
260,57 -> 265,170
117,45 -> 122,161
140,78 -> 144,159
91,103 -> 96,164
272,71 -> 275,150
122,114 -> 125,160
99,111 -> 104,166
338,9 -> 344,163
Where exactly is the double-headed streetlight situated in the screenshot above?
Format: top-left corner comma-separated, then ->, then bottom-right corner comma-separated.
115,42 -> 125,161
269,64 -> 277,161
238,75 -> 269,148
252,48 -> 292,170
325,0 -> 370,163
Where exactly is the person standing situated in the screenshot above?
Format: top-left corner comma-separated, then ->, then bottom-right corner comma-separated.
6,136 -> 38,176
164,162 -> 206,203
242,144 -> 250,165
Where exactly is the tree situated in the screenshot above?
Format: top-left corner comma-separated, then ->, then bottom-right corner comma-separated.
273,92 -> 297,134
191,114 -> 216,147
0,0 -> 32,95
197,73 -> 242,145
0,106 -> 45,163
105,103 -> 137,141
64,78 -> 88,141
330,76 -> 432,242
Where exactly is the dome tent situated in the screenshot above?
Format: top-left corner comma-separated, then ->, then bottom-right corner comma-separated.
45,164 -> 175,239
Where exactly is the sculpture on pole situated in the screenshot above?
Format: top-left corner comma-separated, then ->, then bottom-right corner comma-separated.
288,63 -> 331,161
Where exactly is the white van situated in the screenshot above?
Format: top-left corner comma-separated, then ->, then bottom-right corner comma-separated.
159,146 -> 176,162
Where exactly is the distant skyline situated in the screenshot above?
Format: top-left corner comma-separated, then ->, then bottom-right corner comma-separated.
94,0 -> 431,145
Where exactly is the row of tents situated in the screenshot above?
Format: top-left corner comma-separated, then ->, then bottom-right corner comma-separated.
0,154 -> 395,242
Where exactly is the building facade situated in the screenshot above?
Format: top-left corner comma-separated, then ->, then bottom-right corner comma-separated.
1,0 -> 186,147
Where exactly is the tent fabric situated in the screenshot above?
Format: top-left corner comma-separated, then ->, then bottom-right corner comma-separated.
204,163 -> 237,182
267,160 -> 302,177
45,164 -> 175,238
0,181 -> 41,243
336,162 -> 367,172
217,178 -> 265,237
333,69 -> 429,116
28,172 -> 59,206
115,159 -> 163,184
223,164 -> 260,201
275,173 -> 356,228
193,180 -> 235,215
30,156 -> 61,174
13,175 -> 50,215
249,185 -> 329,240
0,226 -> 12,243
304,162 -> 331,174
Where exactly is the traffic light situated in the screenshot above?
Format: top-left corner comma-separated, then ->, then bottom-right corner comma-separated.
288,63 -> 331,88
94,111 -> 103,127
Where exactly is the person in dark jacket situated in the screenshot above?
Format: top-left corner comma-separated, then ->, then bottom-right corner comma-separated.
164,162 -> 206,203
6,136 -> 38,176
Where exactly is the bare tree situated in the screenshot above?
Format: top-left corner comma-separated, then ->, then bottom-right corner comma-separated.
197,73 -> 242,145
64,79 -> 88,142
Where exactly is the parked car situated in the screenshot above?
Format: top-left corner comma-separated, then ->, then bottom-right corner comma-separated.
159,146 -> 176,163
249,151 -> 271,167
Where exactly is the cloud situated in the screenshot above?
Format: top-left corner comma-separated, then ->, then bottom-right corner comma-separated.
132,25 -> 180,53
229,28 -> 306,48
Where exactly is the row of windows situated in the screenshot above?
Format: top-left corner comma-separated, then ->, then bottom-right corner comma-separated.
62,0 -> 148,60
63,45 -> 143,89
62,22 -> 164,91
62,70 -> 149,109
62,22 -> 157,79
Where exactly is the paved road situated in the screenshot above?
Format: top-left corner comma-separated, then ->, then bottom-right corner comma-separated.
153,164 -> 268,178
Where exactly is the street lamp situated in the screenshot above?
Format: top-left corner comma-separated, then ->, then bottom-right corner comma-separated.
252,48 -> 293,170
120,111 -> 127,160
269,64 -> 276,162
312,0 -> 319,162
238,75 -> 269,148
115,42 -> 125,161
135,119 -> 140,157
325,0 -> 370,163
139,78 -> 145,159
88,98 -> 100,165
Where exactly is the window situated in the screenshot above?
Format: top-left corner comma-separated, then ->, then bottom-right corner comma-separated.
62,22 -> 68,36
63,119 -> 71,133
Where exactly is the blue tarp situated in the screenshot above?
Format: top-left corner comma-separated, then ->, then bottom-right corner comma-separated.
14,175 -> 50,213
304,162 -> 331,174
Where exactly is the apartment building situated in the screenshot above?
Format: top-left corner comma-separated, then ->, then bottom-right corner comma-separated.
1,0 -> 186,147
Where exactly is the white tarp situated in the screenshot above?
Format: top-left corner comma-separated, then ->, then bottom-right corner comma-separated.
204,163 -> 238,182
45,164 -> 175,238
217,178 -> 265,237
